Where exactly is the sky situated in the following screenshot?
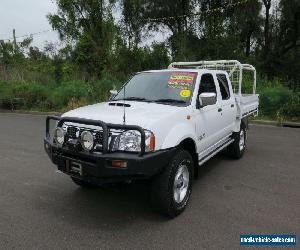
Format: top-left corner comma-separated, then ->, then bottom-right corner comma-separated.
0,0 -> 165,49
0,0 -> 60,48
0,0 -> 279,52
0,0 -> 280,50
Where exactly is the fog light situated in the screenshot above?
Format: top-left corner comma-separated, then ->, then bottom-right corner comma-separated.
80,130 -> 94,151
54,127 -> 65,145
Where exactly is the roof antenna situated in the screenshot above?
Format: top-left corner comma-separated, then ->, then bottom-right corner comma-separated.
123,83 -> 126,125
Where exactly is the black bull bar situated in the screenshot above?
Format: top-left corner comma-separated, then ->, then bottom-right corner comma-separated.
45,116 -> 146,156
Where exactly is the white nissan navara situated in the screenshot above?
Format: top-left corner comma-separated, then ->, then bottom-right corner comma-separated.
44,60 -> 259,217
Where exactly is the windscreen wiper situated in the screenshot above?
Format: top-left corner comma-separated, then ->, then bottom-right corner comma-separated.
153,99 -> 186,104
114,97 -> 151,102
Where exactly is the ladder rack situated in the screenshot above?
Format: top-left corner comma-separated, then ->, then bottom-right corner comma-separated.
168,60 -> 257,95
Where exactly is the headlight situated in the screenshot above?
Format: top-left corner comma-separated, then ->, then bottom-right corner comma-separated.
80,131 -> 94,151
112,130 -> 155,152
54,127 -> 65,145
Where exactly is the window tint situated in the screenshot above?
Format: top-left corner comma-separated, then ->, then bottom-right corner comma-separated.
217,74 -> 230,100
199,74 -> 217,94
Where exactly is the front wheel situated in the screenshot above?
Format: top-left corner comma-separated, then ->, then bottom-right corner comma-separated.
227,125 -> 247,159
151,149 -> 194,218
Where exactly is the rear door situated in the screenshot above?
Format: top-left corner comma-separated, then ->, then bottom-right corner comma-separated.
194,73 -> 224,155
216,73 -> 236,137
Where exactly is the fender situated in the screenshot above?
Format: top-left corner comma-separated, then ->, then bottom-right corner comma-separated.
160,122 -> 198,151
233,118 -> 248,132
233,119 -> 241,132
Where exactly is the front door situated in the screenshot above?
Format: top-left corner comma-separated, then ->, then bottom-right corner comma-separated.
194,73 -> 224,156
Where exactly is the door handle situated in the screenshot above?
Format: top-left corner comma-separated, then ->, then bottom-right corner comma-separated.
231,104 -> 234,108
218,108 -> 222,112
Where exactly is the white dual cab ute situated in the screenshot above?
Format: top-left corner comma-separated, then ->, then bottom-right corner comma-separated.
44,60 -> 259,217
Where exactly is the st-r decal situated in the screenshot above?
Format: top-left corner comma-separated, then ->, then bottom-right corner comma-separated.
198,133 -> 206,141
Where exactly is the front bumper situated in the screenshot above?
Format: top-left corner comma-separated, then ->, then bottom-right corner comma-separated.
44,138 -> 176,184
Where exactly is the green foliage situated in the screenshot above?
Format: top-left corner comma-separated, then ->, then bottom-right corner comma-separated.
120,0 -> 145,49
0,72 -> 121,111
257,78 -> 293,119
278,93 -> 300,121
259,85 -> 292,118
113,43 -> 170,77
0,82 -> 49,110
48,0 -> 118,78
49,81 -> 90,108
91,73 -> 121,101
238,77 -> 300,121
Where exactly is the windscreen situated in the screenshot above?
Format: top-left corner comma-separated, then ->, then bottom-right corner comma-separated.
113,71 -> 198,106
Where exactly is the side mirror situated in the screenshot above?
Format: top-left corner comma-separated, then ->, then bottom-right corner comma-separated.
109,90 -> 118,100
198,92 -> 217,108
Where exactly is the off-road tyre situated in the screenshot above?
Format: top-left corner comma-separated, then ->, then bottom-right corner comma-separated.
151,149 -> 194,218
227,124 -> 247,159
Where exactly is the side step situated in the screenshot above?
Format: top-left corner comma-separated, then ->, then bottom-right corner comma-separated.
198,138 -> 234,166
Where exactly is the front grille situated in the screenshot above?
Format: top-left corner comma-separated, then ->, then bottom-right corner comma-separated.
95,131 -> 112,145
95,131 -> 103,144
67,126 -> 78,139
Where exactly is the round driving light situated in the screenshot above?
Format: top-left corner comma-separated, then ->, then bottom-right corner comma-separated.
54,127 -> 65,145
80,131 -> 94,151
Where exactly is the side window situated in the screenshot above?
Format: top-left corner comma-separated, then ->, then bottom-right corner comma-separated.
198,74 -> 217,95
217,74 -> 230,100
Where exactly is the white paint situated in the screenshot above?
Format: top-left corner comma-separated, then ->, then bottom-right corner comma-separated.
62,62 -> 259,158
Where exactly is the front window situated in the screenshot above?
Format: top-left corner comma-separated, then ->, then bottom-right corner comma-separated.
113,71 -> 198,106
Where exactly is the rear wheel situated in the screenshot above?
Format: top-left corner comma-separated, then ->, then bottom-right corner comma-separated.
227,125 -> 247,159
151,149 -> 194,218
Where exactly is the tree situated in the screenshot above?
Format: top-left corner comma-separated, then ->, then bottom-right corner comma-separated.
120,0 -> 146,49
48,0 -> 117,78
0,41 -> 15,66
262,0 -> 272,54
278,0 -> 300,55
0,36 -> 32,66
141,0 -> 198,60
274,0 -> 300,90
227,0 -> 262,57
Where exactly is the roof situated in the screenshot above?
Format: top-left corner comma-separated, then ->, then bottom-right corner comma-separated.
141,68 -> 229,74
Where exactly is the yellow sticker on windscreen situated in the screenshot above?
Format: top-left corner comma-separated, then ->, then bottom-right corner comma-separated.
180,89 -> 191,98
